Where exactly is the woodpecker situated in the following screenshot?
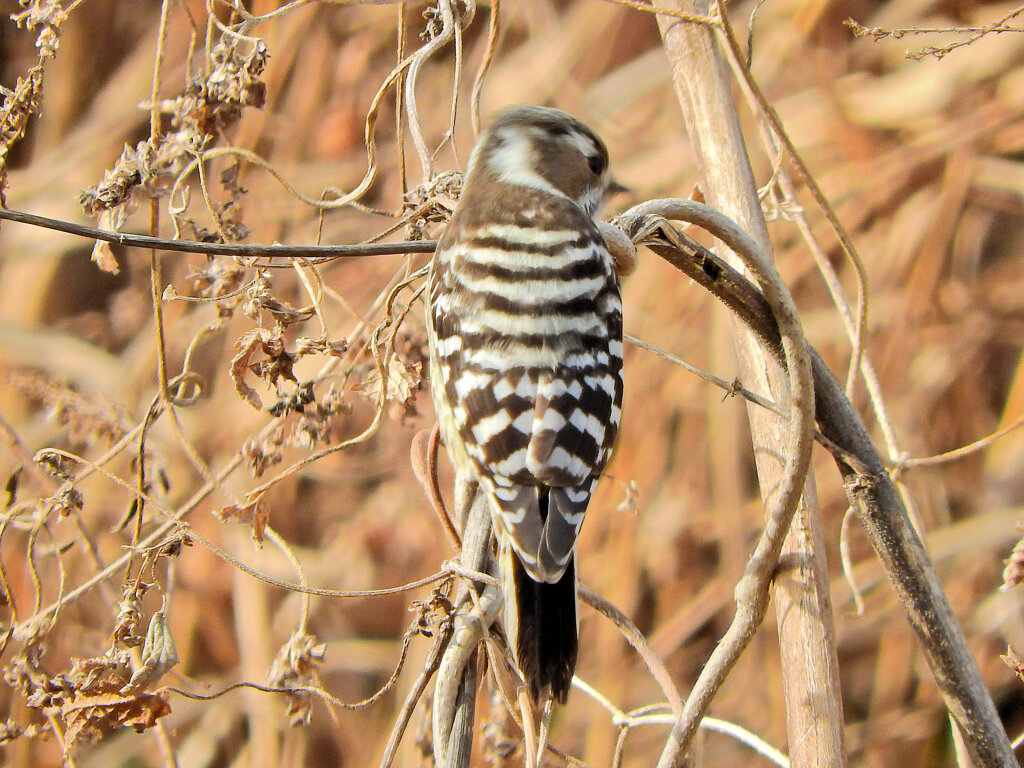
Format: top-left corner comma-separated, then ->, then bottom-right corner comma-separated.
426,105 -> 623,703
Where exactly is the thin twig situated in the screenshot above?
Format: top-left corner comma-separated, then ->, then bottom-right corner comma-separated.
404,0 -> 458,182
470,0 -> 500,136
579,585 -> 684,715
838,507 -> 865,616
599,0 -> 718,24
411,425 -> 462,549
624,332 -> 784,418
0,206 -> 436,258
378,611 -> 455,768
713,0 -> 870,400
845,5 -> 1024,60
598,710 -> 791,768
898,412 -> 1024,469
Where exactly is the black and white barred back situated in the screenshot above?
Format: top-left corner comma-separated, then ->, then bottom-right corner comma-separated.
427,106 -> 623,703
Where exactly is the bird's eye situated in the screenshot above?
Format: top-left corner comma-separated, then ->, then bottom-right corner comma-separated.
548,124 -> 571,137
588,155 -> 605,175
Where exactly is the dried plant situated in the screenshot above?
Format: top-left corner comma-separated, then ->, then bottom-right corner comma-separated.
0,1 -> 1023,767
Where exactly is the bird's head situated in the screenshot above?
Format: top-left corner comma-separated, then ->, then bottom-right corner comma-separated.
467,105 -> 614,217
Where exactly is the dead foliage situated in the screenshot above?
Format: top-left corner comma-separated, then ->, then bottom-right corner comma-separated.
0,0 -> 1022,766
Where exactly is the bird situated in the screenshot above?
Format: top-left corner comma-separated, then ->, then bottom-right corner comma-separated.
426,105 -> 624,704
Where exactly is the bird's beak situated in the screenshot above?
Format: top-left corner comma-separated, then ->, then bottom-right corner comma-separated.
607,179 -> 630,196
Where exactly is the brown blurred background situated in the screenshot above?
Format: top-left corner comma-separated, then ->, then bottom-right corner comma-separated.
1,1 -> 1024,766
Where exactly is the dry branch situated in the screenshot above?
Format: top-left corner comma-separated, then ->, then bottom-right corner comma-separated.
617,210 -> 1017,767
651,2 -> 848,764
617,200 -> 816,764
0,206 -> 436,259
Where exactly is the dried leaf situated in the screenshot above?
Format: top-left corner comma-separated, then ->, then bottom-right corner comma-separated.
10,372 -> 126,446
250,340 -> 296,387
266,631 -> 327,726
172,37 -> 268,137
243,276 -> 314,326
242,427 -> 285,477
260,296 -> 315,326
89,242 -> 120,275
214,498 -> 269,548
190,259 -> 245,300
66,651 -> 131,693
357,357 -> 422,415
84,180 -> 130,275
1002,646 -> 1024,680
267,381 -> 314,417
230,329 -> 265,410
44,485 -> 83,518
121,609 -> 178,693
294,337 -> 325,356
1002,528 -> 1024,590
0,719 -> 23,744
113,580 -> 151,646
291,414 -> 331,450
61,687 -> 171,754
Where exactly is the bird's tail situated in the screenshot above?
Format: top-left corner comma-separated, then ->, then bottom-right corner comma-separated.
501,547 -> 578,704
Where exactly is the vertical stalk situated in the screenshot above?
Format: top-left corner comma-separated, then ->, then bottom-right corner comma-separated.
652,3 -> 846,765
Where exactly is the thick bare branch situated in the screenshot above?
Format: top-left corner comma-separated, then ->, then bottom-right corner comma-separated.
650,4 -> 848,763
616,199 -> 815,765
621,210 -> 1017,768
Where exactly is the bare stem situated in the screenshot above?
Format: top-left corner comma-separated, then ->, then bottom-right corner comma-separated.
650,3 -> 849,763
431,479 -> 499,768
617,199 -> 815,765
619,207 -> 1017,767
0,206 -> 435,259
